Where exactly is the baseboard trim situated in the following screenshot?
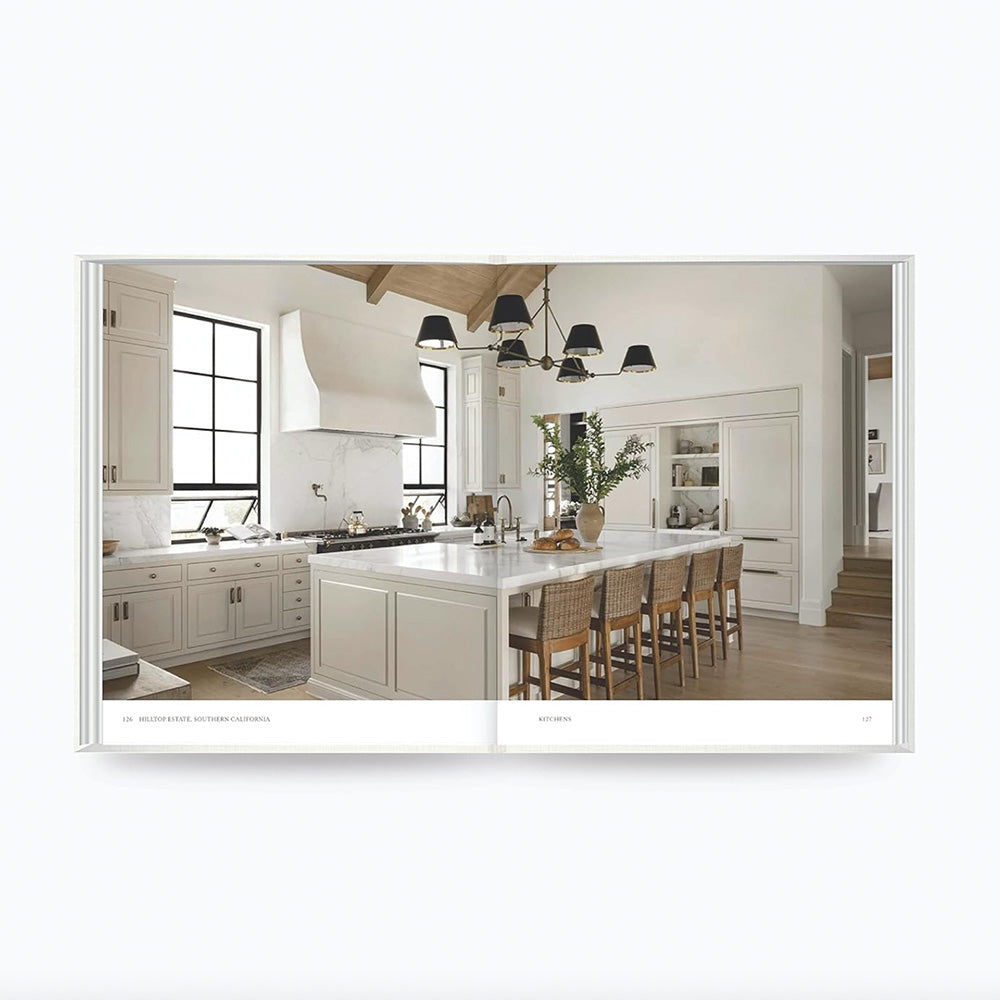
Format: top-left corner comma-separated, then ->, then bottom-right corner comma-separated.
305,675 -> 378,701
798,599 -> 827,627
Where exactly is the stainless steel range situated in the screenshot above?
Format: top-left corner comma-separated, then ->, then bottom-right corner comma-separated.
287,526 -> 441,553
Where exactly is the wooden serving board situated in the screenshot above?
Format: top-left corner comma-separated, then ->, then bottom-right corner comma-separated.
524,544 -> 603,554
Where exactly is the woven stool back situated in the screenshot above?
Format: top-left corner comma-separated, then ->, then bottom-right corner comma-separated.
647,556 -> 687,606
596,564 -> 645,620
718,543 -> 744,585
537,576 -> 596,640
687,549 -> 721,595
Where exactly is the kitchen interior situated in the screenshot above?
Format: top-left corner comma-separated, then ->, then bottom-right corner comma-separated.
99,260 -> 894,702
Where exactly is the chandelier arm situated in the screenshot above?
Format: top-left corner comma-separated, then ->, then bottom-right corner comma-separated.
547,304 -> 568,344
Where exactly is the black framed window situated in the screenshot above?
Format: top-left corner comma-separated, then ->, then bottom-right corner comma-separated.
171,311 -> 261,542
402,363 -> 448,526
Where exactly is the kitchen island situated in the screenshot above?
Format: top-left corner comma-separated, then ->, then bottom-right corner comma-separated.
307,530 -> 736,701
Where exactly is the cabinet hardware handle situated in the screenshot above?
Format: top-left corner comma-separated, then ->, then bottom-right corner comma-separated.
743,536 -> 780,542
254,562 -> 261,568
102,465 -> 107,483
103,307 -> 107,327
111,465 -> 117,483
723,498 -> 729,531
651,497 -> 656,528
113,602 -> 119,622
296,597 -> 302,603
110,309 -> 116,327
209,566 -> 217,572
744,568 -> 780,575
295,615 -> 302,621
123,601 -> 129,619
296,558 -> 302,563
237,586 -> 242,602
295,578 -> 302,584
230,587 -> 235,604
149,572 -> 156,579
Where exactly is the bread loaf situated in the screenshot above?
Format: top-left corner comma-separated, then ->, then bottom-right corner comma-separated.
533,537 -> 559,550
550,528 -> 575,541
558,537 -> 581,550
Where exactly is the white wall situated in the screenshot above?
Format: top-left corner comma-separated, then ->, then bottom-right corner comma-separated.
867,375 -> 893,491
516,262 -> 843,623
106,264 -> 467,543
851,307 -> 892,353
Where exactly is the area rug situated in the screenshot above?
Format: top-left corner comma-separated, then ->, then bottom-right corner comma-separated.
208,646 -> 311,694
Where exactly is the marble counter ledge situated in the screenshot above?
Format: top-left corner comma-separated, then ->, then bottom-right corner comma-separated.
309,529 -> 737,591
102,538 -> 310,568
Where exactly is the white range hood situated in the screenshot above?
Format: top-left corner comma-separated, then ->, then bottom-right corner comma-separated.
279,309 -> 436,438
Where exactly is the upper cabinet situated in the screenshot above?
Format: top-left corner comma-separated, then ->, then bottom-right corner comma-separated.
102,266 -> 174,494
462,356 -> 521,491
105,279 -> 170,347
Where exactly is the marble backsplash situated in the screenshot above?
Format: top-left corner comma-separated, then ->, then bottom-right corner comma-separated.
103,495 -> 172,550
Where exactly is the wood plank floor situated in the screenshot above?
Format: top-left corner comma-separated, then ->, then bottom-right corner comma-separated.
166,618 -> 891,701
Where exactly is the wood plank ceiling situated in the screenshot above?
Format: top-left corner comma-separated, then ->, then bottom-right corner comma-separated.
311,263 -> 550,333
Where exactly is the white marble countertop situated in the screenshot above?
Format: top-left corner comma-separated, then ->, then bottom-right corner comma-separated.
102,537 -> 310,568
309,529 -> 735,590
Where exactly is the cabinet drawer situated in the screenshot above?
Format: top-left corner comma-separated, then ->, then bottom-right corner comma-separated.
104,564 -> 182,591
282,553 -> 310,571
282,572 -> 310,592
282,590 -> 310,611
740,536 -> 799,570
283,607 -> 311,630
188,555 -> 279,580
741,569 -> 799,612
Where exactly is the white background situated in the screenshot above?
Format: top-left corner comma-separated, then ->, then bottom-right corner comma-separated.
1,2 -> 997,997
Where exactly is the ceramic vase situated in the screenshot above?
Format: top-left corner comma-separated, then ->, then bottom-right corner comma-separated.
575,503 -> 605,544
204,534 -> 222,546
402,515 -> 419,530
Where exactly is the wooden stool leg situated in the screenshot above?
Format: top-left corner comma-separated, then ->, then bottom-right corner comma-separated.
541,650 -> 552,700
735,582 -> 745,651
674,609 -> 684,687
687,600 -> 699,679
717,585 -> 729,660
651,611 -> 662,700
634,621 -> 644,700
521,648 -> 530,698
707,596 -> 717,667
603,624 -> 614,700
579,641 -> 591,699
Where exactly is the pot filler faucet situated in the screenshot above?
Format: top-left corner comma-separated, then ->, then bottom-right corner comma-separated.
495,494 -> 525,543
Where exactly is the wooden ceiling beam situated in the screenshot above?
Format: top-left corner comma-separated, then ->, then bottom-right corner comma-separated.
365,264 -> 397,304
466,264 -> 547,333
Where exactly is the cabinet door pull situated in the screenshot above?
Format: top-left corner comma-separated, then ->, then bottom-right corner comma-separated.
295,615 -> 302,621
743,536 -> 779,542
295,578 -> 302,584
102,465 -> 107,483
236,586 -> 242,603
230,587 -> 235,604
723,498 -> 729,531
110,309 -> 116,328
111,465 -> 117,483
113,602 -> 119,622
254,562 -> 261,568
295,596 -> 302,603
149,572 -> 157,579
103,307 -> 107,327
122,601 -> 129,619
651,497 -> 657,528
209,566 -> 217,572
744,568 -> 780,575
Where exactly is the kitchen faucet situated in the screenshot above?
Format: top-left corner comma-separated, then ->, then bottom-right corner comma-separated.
496,494 -> 524,543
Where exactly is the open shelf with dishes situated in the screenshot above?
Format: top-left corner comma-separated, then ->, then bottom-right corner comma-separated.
658,421 -> 722,528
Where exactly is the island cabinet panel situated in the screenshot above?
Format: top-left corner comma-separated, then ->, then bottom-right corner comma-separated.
316,578 -> 391,695
395,590 -> 493,700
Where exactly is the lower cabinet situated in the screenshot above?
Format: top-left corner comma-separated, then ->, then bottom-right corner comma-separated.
740,568 -> 800,613
103,587 -> 183,659
187,575 -> 280,648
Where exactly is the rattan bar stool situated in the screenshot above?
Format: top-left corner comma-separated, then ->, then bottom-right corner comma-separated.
682,549 -> 723,678
589,564 -> 645,700
715,543 -> 745,658
508,576 -> 596,700
640,556 -> 688,695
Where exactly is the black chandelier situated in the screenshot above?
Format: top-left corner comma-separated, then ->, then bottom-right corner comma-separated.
414,265 -> 656,382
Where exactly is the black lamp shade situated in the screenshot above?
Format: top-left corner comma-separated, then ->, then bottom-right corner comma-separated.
416,315 -> 458,350
621,344 -> 656,373
564,323 -> 604,357
488,294 -> 533,335
496,339 -> 530,368
555,357 -> 589,383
